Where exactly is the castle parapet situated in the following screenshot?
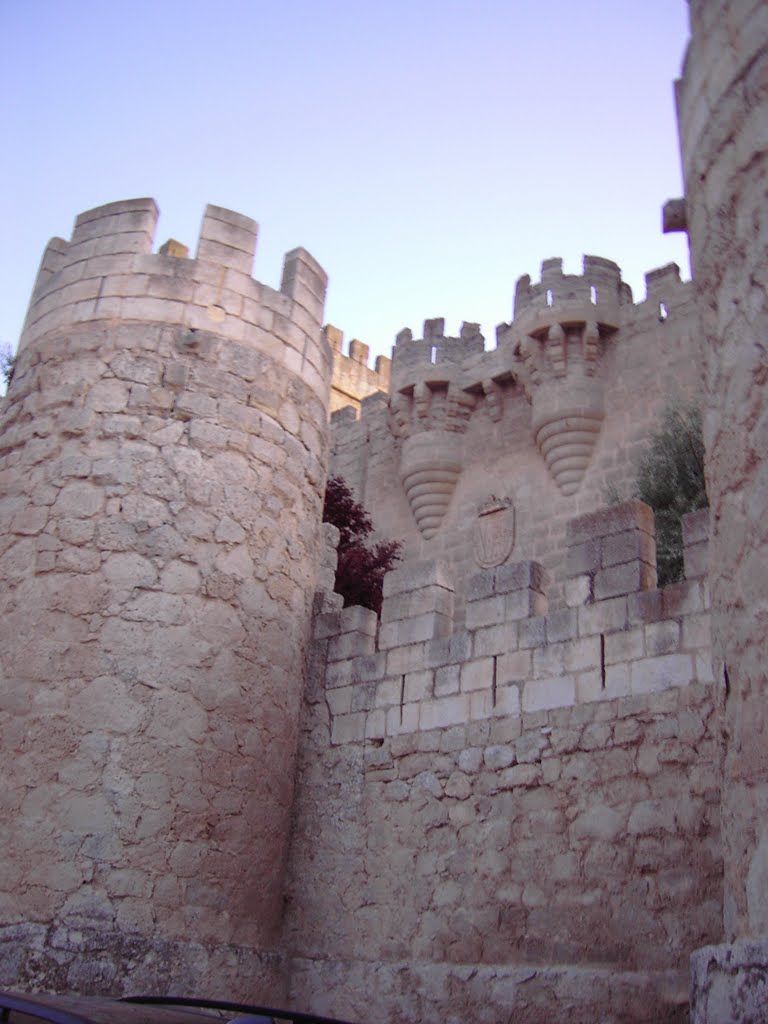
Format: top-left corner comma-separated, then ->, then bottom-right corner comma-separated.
565,501 -> 658,605
18,199 -> 330,401
513,255 -> 632,324
390,319 -> 484,393
196,203 -> 258,275
326,324 -> 391,416
492,257 -> 639,497
313,500 -> 712,744
642,262 -> 684,318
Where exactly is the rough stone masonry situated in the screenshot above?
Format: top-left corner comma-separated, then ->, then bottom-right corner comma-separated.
0,199 -> 331,997
0,3 -> 766,1022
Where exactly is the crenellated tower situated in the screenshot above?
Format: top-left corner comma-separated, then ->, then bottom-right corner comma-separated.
388,319 -> 483,538
499,256 -> 631,495
0,200 -> 331,997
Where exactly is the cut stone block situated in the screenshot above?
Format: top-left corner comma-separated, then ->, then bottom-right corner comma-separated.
522,675 -> 576,712
383,559 -> 454,598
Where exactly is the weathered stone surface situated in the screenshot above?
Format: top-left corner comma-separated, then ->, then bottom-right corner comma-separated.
289,957 -> 690,1024
0,201 -> 330,998
690,938 -> 768,1024
675,2 -> 768,1017
287,681 -> 721,1020
3,9 -> 764,1016
0,921 -> 284,1002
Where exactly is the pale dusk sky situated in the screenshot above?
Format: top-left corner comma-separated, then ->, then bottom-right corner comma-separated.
1,1 -> 691,359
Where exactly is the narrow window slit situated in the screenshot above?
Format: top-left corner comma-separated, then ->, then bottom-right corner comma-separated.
399,673 -> 406,724
590,285 -> 597,304
600,633 -> 606,689
492,655 -> 498,707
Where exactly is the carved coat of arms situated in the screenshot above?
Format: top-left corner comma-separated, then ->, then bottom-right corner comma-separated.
474,495 -> 515,568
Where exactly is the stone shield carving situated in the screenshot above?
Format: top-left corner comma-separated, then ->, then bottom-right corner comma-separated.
474,496 -> 515,567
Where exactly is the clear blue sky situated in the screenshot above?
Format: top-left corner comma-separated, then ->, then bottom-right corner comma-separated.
1,1 -> 691,360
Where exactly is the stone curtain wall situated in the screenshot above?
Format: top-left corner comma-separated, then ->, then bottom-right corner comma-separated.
313,504 -> 712,746
0,200 -> 330,997
324,325 -> 391,416
285,503 -> 721,1023
287,683 -> 720,1024
330,261 -> 700,621
674,2 -> 768,1020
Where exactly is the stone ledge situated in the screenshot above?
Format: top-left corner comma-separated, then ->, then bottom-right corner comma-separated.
690,936 -> 768,1024
0,921 -> 284,1001
288,954 -> 690,1024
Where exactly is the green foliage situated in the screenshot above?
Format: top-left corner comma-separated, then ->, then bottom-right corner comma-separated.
0,343 -> 15,392
635,398 -> 707,586
323,476 -> 402,615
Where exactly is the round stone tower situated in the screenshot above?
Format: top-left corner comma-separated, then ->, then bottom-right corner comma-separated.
0,200 -> 331,997
674,3 -> 768,1019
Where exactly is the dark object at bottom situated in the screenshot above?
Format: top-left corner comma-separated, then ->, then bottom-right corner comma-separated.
0,991 -> 358,1024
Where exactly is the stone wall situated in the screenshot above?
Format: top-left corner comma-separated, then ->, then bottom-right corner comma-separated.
0,200 -> 331,997
284,504 -> 722,1023
325,325 -> 391,416
330,259 -> 700,622
3,7 -> 764,1018
675,0 -> 768,943
313,503 -> 712,745
672,2 -> 768,1019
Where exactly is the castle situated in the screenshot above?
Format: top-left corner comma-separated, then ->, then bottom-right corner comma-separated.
0,3 -> 765,1022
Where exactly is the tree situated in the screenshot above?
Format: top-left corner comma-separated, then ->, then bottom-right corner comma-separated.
323,476 -> 402,615
635,397 -> 707,586
0,343 -> 15,394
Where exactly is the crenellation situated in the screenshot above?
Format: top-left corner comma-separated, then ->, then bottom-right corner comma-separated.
325,325 -> 391,416
346,337 -> 368,365
540,256 -> 563,279
390,320 -> 485,393
330,404 -> 356,426
281,246 -> 328,320
196,207 -> 258,274
22,236 -> 71,328
339,277 -> 699,616
158,238 -> 189,258
3,6 -> 765,1014
643,261 -> 682,298
512,254 -> 628,323
71,197 -> 159,249
310,502 -> 714,757
0,198 -> 332,1001
17,201 -> 328,403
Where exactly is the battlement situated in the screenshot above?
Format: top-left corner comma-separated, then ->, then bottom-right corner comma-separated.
18,199 -> 330,399
383,255 -> 690,424
314,501 -> 712,745
325,324 -> 391,416
644,262 -> 681,293
514,255 -> 632,317
508,256 -> 631,347
370,257 -> 693,416
390,319 -> 484,393
641,262 -> 688,321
